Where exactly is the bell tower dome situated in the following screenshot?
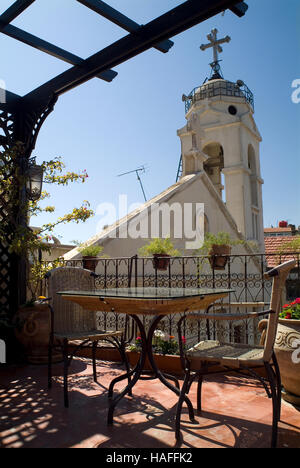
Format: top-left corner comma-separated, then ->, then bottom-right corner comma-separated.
177,29 -> 264,251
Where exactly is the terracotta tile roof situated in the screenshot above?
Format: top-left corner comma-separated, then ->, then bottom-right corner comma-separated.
264,236 -> 299,267
264,227 -> 292,234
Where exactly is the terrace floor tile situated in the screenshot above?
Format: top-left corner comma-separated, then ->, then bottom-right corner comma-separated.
0,358 -> 299,449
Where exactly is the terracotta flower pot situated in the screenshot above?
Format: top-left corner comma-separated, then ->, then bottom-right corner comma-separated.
274,318 -> 300,405
82,256 -> 97,272
209,244 -> 231,270
152,254 -> 171,271
126,350 -> 183,376
15,302 -> 62,365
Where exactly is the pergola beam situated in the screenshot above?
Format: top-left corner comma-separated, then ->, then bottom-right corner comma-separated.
24,0 -> 248,104
1,23 -> 117,82
229,2 -> 249,17
76,0 -> 174,54
0,0 -> 36,32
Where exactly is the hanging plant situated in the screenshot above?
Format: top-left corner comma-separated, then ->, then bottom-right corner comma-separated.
138,238 -> 181,271
197,232 -> 258,270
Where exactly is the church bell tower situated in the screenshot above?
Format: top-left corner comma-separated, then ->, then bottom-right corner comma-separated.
177,28 -> 265,251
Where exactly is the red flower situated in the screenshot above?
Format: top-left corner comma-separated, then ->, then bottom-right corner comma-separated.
292,298 -> 300,305
285,313 -> 292,319
283,304 -> 290,308
182,336 -> 186,344
136,336 -> 141,342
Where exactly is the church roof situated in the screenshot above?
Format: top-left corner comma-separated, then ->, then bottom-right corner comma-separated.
64,174 -> 197,260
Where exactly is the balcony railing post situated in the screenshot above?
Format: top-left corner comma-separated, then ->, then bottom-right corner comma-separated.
244,257 -> 249,344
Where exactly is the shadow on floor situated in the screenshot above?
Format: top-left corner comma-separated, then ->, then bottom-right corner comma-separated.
1,359 -> 300,448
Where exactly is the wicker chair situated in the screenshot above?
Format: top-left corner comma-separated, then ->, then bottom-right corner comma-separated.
46,267 -> 130,408
175,259 -> 296,448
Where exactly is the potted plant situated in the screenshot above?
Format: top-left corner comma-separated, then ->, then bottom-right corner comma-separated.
15,297 -> 63,365
15,259 -> 65,364
78,244 -> 104,272
197,232 -> 256,270
275,299 -> 300,405
126,330 -> 186,376
138,238 -> 181,271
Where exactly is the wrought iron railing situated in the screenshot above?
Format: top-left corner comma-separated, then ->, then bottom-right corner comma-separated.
184,79 -> 254,113
37,252 -> 300,348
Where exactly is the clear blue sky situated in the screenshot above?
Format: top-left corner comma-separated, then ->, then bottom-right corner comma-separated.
1,0 -> 299,244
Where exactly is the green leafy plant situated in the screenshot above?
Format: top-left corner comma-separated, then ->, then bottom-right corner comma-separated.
138,238 -> 181,257
128,330 -> 186,356
280,299 -> 300,320
127,335 -> 143,352
277,237 -> 300,255
78,245 -> 104,257
197,231 -> 258,254
152,330 -> 179,355
195,231 -> 258,273
28,258 -> 65,302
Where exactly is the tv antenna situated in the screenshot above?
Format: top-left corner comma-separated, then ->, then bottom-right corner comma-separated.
117,165 -> 147,202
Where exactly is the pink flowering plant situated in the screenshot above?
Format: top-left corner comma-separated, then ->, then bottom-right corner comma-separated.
280,298 -> 300,320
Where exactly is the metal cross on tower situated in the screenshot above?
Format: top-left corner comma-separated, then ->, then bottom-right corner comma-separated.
200,28 -> 231,79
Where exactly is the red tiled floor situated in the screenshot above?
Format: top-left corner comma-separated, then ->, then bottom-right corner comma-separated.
0,358 -> 300,448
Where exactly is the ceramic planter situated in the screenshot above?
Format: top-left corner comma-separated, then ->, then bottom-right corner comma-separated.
82,256 -> 97,272
209,244 -> 232,270
15,302 -> 62,364
152,254 -> 171,271
275,319 -> 300,405
126,350 -> 183,376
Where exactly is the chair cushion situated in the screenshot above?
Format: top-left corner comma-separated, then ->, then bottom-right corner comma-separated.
54,330 -> 123,341
186,340 -> 265,369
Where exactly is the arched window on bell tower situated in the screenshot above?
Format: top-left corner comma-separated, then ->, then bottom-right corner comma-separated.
248,144 -> 258,207
248,144 -> 260,240
203,142 -> 224,199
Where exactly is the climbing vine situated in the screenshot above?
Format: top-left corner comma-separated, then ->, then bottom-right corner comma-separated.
0,143 -> 94,301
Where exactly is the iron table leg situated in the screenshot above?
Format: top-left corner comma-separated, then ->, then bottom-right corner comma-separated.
107,314 -> 194,425
108,314 -> 146,425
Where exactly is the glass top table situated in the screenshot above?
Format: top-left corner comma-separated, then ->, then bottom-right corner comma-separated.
58,287 -> 234,316
58,287 -> 233,299
58,287 -> 234,425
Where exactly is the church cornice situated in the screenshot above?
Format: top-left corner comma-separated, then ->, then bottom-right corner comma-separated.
187,95 -> 253,117
177,127 -> 195,138
222,164 -> 251,176
203,120 -> 262,142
